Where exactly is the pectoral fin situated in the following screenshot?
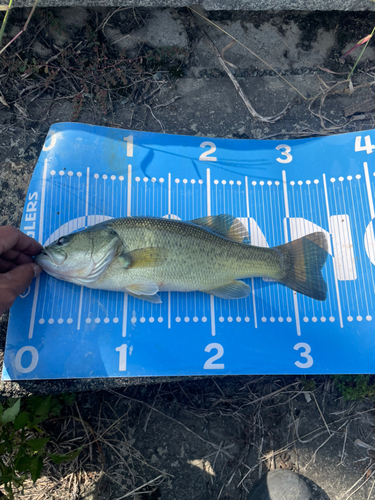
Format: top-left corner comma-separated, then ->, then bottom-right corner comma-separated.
119,248 -> 166,269
126,291 -> 162,304
204,280 -> 251,299
126,282 -> 159,296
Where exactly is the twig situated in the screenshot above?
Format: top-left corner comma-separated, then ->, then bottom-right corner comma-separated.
343,466 -> 375,500
344,99 -> 375,117
0,0 -> 38,56
308,80 -> 350,131
97,7 -> 131,34
191,16 -> 291,124
305,420 -> 348,468
258,437 -> 264,479
293,415 -> 327,445
240,382 -> 300,409
100,438 -> 170,478
144,103 -> 165,131
260,129 -> 331,139
0,0 -> 12,47
317,65 -> 348,75
75,402 -> 93,462
153,96 -> 182,109
367,478 -> 375,500
312,392 -> 332,436
236,463 -> 259,488
211,377 -> 226,397
355,438 -> 375,451
113,475 -> 166,500
220,40 -> 237,68
111,33 -> 129,46
339,425 -> 348,465
107,390 -> 256,475
188,6 -> 306,100
144,384 -> 161,432
140,81 -> 166,103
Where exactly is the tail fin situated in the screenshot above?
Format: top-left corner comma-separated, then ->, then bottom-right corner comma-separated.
275,232 -> 328,301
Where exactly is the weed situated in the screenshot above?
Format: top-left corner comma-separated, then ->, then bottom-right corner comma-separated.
0,8 -> 191,123
301,377 -> 316,392
333,375 -> 375,400
144,45 -> 189,77
0,394 -> 79,499
0,21 -> 152,121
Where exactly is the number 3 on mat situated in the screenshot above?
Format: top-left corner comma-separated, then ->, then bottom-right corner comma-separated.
276,144 -> 292,163
294,342 -> 313,369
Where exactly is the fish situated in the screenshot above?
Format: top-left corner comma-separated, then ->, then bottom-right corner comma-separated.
35,215 -> 329,303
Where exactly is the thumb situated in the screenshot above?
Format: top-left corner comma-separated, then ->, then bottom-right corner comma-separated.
0,263 -> 42,314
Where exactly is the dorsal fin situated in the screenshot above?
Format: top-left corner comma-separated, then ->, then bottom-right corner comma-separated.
190,214 -> 250,244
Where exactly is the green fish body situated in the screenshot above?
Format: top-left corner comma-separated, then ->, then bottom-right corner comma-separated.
36,215 -> 328,303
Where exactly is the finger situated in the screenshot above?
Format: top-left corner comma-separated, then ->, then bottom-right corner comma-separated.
0,259 -> 16,273
1,249 -> 34,265
0,263 -> 42,314
0,227 -> 42,256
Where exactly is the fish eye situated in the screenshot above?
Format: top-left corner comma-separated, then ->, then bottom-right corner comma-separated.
57,236 -> 69,246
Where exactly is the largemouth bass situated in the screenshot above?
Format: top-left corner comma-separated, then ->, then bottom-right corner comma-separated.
35,215 -> 328,303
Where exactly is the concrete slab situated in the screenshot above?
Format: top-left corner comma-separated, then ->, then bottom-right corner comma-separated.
11,0 -> 375,11
107,8 -> 189,50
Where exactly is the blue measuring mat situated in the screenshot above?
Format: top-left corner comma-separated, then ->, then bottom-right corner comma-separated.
3,122 -> 375,380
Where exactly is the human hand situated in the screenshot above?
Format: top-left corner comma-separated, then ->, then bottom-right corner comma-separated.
0,227 -> 42,315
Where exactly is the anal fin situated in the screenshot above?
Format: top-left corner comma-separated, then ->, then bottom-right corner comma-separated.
204,280 -> 251,300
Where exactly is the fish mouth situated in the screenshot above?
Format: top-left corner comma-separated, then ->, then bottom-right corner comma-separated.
36,248 -> 67,266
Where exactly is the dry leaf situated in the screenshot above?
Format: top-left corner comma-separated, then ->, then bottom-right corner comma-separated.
14,102 -> 28,117
317,65 -> 348,75
0,91 -> 9,108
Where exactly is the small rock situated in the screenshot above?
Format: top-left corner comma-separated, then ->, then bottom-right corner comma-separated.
247,470 -> 312,500
32,41 -> 52,58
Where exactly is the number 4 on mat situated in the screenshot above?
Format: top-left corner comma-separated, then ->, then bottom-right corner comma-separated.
355,135 -> 375,155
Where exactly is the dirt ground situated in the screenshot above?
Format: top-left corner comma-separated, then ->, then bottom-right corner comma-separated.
2,6 -> 375,499
5,377 -> 375,500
